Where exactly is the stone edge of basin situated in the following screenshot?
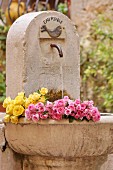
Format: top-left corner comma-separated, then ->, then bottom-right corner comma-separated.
0,112 -> 5,124
1,112 -> 113,125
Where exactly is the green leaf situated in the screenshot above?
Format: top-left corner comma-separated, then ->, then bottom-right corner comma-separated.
69,117 -> 74,123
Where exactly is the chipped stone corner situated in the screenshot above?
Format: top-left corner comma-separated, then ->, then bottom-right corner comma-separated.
0,113 -> 23,170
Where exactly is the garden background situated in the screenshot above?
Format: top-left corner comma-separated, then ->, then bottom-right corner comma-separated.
0,0 -> 113,113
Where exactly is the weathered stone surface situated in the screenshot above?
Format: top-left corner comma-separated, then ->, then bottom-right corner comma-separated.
5,9 -> 113,170
6,11 -> 80,99
0,124 -> 5,152
4,116 -> 113,169
101,154 -> 113,170
22,155 -> 108,170
0,113 -> 5,124
0,146 -> 23,170
0,113 -> 22,170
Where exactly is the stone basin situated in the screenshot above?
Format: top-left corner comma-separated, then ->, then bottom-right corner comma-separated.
4,115 -> 113,170
4,115 -> 113,157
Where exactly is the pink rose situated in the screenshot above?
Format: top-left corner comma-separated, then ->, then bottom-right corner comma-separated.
46,101 -> 53,108
25,109 -> 32,120
45,107 -> 52,114
39,106 -> 45,112
54,99 -> 65,107
77,111 -> 84,119
68,102 -> 74,107
88,100 -> 94,108
74,114 -> 80,119
71,113 -> 75,117
35,102 -> 45,113
56,107 -> 65,115
91,107 -> 99,116
92,114 -> 100,122
40,114 -> 48,119
83,101 -> 89,106
91,107 -> 100,122
74,99 -> 81,105
28,104 -> 36,112
35,102 -> 44,109
86,114 -> 91,120
81,103 -> 86,110
68,103 -> 76,112
64,96 -> 69,100
76,104 -> 81,111
65,107 -> 71,115
83,109 -> 89,114
47,109 -> 53,116
32,114 -> 39,122
52,113 -> 62,120
52,106 -> 57,111
63,96 -> 69,103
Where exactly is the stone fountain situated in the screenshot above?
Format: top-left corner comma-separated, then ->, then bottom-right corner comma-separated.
3,11 -> 113,170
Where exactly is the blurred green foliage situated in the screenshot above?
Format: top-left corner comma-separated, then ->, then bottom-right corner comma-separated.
0,25 -> 9,103
57,2 -> 68,15
80,14 -> 113,112
0,72 -> 5,102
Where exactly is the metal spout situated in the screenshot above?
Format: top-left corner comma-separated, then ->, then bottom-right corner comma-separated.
50,44 -> 63,57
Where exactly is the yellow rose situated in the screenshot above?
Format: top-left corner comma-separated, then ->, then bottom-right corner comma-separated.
10,116 -> 18,124
4,114 -> 10,123
14,96 -> 25,105
18,92 -> 25,97
39,96 -> 46,103
28,94 -> 34,100
6,104 -> 14,115
13,105 -> 24,116
40,87 -> 48,95
10,100 -> 14,104
3,97 -> 11,108
25,98 -> 32,108
32,92 -> 41,101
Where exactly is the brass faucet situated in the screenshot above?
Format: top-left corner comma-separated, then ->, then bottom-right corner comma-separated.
50,44 -> 63,57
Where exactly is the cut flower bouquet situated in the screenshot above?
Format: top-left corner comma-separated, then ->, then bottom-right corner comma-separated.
3,87 -> 100,124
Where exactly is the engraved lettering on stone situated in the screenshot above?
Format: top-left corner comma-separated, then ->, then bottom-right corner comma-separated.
43,17 -> 63,25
